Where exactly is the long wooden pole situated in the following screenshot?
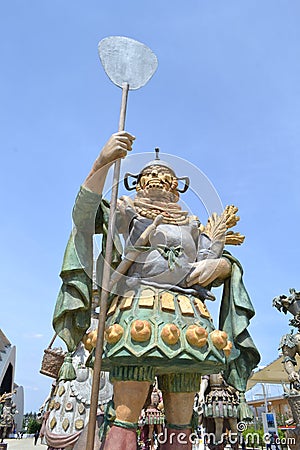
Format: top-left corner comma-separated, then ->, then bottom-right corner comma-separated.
86,82 -> 129,450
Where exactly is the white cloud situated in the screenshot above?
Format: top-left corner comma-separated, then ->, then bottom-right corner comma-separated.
24,386 -> 39,391
23,333 -> 44,339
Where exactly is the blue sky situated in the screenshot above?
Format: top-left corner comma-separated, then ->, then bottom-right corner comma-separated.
1,1 -> 300,412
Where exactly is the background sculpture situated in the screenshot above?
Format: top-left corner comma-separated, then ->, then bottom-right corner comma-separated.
198,373 -> 239,450
273,288 -> 300,450
40,291 -> 113,449
139,381 -> 164,450
0,391 -> 16,442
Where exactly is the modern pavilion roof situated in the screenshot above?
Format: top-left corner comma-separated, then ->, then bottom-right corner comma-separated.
247,354 -> 300,390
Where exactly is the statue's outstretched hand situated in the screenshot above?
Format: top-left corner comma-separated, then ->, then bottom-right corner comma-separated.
186,258 -> 231,287
288,371 -> 300,383
84,131 -> 135,194
92,131 -> 135,171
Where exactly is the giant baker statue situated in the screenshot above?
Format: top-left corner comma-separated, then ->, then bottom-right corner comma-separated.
52,131 -> 260,449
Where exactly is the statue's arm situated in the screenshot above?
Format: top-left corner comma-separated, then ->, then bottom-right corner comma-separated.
70,131 -> 134,232
186,257 -> 231,287
52,132 -> 134,352
198,375 -> 209,403
83,131 -> 135,194
195,375 -> 209,416
187,204 -> 246,287
185,227 -> 231,288
282,344 -> 300,382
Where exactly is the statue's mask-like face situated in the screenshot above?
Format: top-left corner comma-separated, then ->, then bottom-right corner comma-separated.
136,165 -> 179,201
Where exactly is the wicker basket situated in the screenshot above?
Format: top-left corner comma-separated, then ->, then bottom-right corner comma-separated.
40,334 -> 66,379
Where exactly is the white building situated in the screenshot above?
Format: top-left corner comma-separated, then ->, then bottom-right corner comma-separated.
0,329 -> 24,433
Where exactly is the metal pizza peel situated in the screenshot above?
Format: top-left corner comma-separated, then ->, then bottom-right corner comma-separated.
86,36 -> 158,450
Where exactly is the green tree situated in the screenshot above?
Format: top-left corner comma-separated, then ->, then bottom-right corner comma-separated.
27,417 -> 41,434
243,426 -> 265,448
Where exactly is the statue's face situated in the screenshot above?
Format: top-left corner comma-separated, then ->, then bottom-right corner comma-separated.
151,391 -> 160,405
136,165 -> 179,201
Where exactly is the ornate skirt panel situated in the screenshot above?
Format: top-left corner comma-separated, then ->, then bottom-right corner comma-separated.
144,407 -> 165,425
101,285 -> 227,375
203,388 -> 239,419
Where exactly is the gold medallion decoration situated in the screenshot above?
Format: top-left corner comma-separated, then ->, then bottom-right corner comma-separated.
161,324 -> 180,345
82,330 -> 97,352
58,385 -> 65,397
65,402 -> 73,412
210,330 -> 228,350
75,419 -> 84,430
130,320 -> 152,342
50,417 -> 57,430
186,325 -> 208,348
62,418 -> 69,431
105,324 -> 124,344
78,403 -> 85,415
49,400 -> 55,410
223,340 -> 233,357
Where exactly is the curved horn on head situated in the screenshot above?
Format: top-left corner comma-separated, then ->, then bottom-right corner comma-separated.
176,176 -> 190,193
124,172 -> 139,191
